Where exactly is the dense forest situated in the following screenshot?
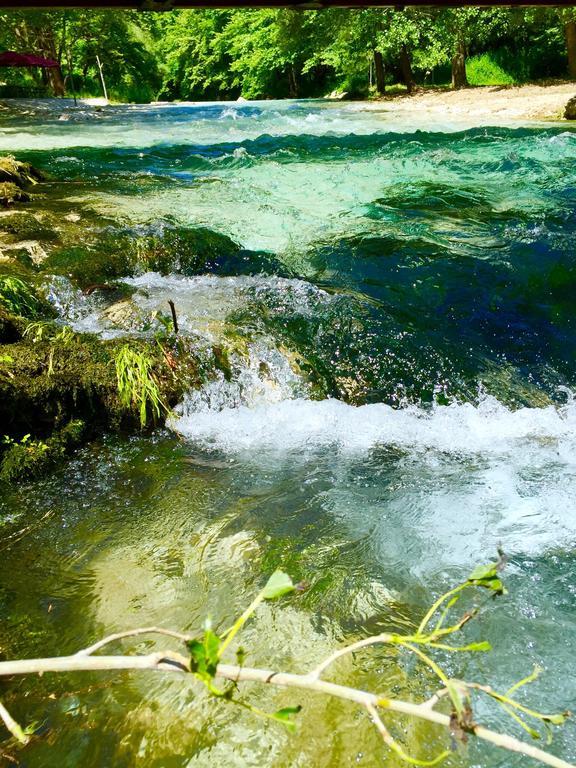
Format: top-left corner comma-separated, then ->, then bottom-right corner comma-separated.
0,8 -> 575,102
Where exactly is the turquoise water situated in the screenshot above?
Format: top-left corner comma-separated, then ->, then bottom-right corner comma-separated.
0,100 -> 575,766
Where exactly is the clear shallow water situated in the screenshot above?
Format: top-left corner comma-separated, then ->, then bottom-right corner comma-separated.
1,101 -> 576,766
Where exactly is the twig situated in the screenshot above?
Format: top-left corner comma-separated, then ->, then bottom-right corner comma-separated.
76,627 -> 192,657
0,700 -> 29,745
168,300 -> 178,335
308,632 -> 393,680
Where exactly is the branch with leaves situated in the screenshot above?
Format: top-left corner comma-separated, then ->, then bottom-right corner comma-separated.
0,560 -> 573,768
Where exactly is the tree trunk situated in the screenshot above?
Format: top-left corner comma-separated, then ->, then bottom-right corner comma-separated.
373,50 -> 386,95
451,38 -> 468,90
399,45 -> 416,94
566,20 -> 576,79
31,22 -> 66,97
288,65 -> 298,99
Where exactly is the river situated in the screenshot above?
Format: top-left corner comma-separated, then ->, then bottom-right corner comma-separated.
0,99 -> 575,766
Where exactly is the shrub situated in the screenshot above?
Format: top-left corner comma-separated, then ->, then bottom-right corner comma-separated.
466,53 -> 516,86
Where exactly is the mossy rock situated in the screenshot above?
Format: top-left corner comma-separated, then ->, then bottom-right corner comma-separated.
0,182 -> 30,207
0,306 -> 23,343
0,212 -> 59,242
42,242 -> 135,288
131,227 -> 240,275
42,224 -> 289,286
0,329 -> 206,482
0,156 -> 44,189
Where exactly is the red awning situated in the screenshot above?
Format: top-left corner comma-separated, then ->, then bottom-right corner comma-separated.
0,51 -> 59,68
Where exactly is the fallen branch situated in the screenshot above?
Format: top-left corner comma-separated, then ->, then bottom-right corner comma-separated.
0,563 -> 572,768
0,651 -> 572,768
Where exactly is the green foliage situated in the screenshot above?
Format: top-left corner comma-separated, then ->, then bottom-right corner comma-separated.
114,345 -> 166,428
0,277 -> 43,319
0,420 -> 85,484
466,53 -> 516,86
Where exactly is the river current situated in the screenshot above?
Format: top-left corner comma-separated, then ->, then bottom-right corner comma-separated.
0,100 -> 575,766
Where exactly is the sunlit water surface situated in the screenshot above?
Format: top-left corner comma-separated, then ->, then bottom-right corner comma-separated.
0,100 -> 575,767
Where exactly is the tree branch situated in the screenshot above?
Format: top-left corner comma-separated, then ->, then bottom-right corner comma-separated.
0,653 -> 572,768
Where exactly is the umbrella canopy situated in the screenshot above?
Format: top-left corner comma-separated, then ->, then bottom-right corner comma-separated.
0,51 -> 59,68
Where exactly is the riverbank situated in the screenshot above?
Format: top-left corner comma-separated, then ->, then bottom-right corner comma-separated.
1,82 -> 575,124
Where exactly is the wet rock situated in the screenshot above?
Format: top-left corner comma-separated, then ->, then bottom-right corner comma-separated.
2,240 -> 49,266
101,298 -> 149,331
0,182 -> 30,207
0,156 -> 44,189
565,95 -> 576,119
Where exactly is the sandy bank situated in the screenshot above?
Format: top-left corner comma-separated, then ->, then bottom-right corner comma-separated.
365,82 -> 576,123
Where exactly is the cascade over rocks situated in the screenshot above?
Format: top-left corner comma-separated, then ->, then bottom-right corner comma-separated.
0,156 -> 273,483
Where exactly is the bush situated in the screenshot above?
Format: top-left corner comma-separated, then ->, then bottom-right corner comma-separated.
466,53 -> 516,86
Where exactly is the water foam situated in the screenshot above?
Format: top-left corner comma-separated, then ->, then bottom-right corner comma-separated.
171,392 -> 576,458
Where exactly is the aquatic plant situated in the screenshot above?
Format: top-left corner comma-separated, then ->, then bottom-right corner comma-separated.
0,557 -> 571,767
0,421 -> 85,484
114,345 -> 167,428
0,277 -> 43,319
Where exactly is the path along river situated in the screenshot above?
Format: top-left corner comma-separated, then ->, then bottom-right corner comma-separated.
0,100 -> 575,766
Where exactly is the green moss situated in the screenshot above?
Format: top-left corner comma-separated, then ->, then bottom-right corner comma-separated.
0,327 -> 206,482
41,226 -> 241,287
0,212 -> 59,242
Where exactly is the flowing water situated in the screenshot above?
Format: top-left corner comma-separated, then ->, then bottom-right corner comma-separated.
1,100 -> 576,767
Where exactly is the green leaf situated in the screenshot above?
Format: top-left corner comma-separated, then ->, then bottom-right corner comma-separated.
272,705 -> 302,733
468,563 -> 498,581
542,713 -> 568,726
204,628 -> 221,675
187,626 -> 222,681
467,563 -> 506,595
463,641 -> 491,652
262,570 -> 295,600
187,638 -> 208,677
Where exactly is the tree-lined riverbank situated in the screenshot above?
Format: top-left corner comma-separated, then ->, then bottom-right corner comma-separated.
2,9 -> 576,102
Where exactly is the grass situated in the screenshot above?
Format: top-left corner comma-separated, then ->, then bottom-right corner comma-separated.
114,345 -> 167,428
0,277 -> 43,319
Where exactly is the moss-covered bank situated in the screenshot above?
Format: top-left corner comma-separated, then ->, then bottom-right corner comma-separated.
0,155 -> 252,483
0,314 -> 207,483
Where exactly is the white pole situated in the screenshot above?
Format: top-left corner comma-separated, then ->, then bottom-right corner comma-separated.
96,54 -> 108,102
